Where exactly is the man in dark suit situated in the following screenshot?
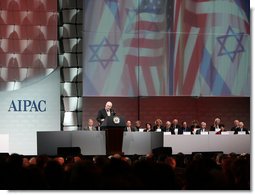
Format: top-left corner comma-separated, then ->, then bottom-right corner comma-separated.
96,101 -> 116,125
170,119 -> 181,134
234,121 -> 249,134
180,121 -> 192,134
83,118 -> 97,131
134,120 -> 141,131
124,120 -> 136,132
163,121 -> 171,132
230,119 -> 240,131
196,122 -> 208,134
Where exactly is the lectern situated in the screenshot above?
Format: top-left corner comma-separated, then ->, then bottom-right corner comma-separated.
101,116 -> 125,155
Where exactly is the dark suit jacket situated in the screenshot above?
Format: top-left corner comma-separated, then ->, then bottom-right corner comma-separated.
163,127 -> 171,132
231,126 -> 239,131
152,125 -> 164,132
170,124 -> 181,129
169,124 -> 181,134
210,126 -> 219,131
180,127 -> 192,133
170,127 -> 183,135
124,127 -> 136,132
134,126 -> 141,132
234,127 -> 249,134
196,128 -> 208,134
96,108 -> 115,124
83,126 -> 97,131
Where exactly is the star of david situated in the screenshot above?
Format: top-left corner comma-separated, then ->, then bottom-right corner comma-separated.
217,26 -> 245,62
89,37 -> 119,69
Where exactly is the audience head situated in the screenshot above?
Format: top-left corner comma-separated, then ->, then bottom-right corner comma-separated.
29,157 -> 37,165
54,157 -> 65,166
165,157 -> 177,169
216,153 -> 225,166
22,157 -> 30,168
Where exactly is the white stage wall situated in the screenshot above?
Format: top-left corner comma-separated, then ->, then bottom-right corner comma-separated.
0,69 -> 60,155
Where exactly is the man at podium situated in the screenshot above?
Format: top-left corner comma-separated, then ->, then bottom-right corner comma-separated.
96,101 -> 116,126
96,102 -> 125,155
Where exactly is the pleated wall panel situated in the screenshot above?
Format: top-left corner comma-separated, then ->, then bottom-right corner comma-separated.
0,0 -> 58,90
58,0 -> 82,130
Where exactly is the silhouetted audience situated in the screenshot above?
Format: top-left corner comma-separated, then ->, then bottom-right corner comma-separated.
0,152 -> 250,190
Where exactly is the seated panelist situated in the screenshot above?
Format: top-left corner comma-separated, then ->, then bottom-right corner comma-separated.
234,121 -> 249,134
196,122 -> 208,134
83,118 -> 97,131
124,120 -> 136,132
153,119 -> 164,132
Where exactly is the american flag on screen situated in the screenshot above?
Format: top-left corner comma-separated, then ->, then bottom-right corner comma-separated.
122,0 -> 174,96
83,0 -> 250,97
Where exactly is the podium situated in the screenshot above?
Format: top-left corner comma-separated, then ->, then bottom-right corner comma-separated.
101,116 -> 125,155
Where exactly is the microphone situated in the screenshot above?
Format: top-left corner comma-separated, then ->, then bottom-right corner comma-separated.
111,109 -> 116,116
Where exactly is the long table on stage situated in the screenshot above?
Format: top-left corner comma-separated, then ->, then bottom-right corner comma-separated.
163,133 -> 251,154
37,131 -> 250,156
37,131 -> 163,156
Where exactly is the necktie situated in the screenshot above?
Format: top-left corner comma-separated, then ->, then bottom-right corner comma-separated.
107,110 -> 110,116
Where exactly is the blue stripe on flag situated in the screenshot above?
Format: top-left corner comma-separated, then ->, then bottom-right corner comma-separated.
200,48 -> 231,95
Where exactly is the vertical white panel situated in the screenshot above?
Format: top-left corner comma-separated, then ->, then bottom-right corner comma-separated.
0,68 -> 60,155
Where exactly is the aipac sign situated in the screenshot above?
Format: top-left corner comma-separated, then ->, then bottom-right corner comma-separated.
8,100 -> 47,112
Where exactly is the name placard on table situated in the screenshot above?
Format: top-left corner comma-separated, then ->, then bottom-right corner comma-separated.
221,131 -> 230,135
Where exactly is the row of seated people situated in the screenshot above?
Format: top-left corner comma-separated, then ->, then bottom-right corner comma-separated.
83,118 -> 249,135
124,118 -> 249,135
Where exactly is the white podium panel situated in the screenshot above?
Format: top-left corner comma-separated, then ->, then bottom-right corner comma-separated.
37,131 -> 163,155
207,134 -> 251,154
0,134 -> 9,153
72,131 -> 106,155
122,132 -> 151,155
164,133 -> 251,154
122,132 -> 164,155
163,135 -> 209,154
